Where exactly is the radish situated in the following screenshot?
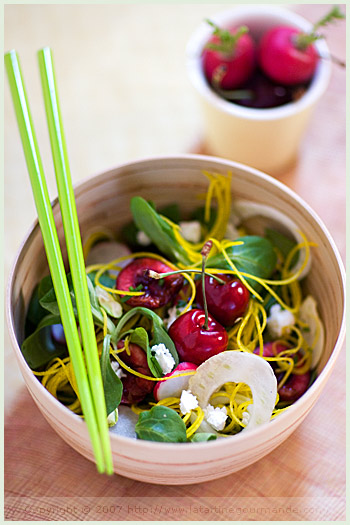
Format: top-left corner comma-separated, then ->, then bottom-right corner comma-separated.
202,19 -> 256,90
258,6 -> 345,85
154,362 -> 198,401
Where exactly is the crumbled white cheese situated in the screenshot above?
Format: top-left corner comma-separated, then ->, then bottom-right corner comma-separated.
151,343 -> 176,375
136,230 -> 151,246
96,286 -> 123,318
163,305 -> 179,328
180,390 -> 199,415
204,404 -> 228,431
179,221 -> 202,243
267,304 -> 295,338
242,411 -> 250,426
111,360 -> 127,379
164,304 -> 190,328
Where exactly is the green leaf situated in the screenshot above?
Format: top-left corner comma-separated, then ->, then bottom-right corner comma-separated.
158,203 -> 181,223
150,315 -> 179,368
21,314 -> 67,369
38,272 -> 117,338
100,334 -> 123,416
130,196 -> 191,265
114,307 -> 179,376
135,405 -> 187,442
39,273 -> 75,316
265,228 -> 298,267
87,270 -> 115,289
191,432 -> 217,442
86,276 -> 118,336
205,19 -> 248,56
121,202 -> 181,250
129,326 -> 163,377
208,235 -> 277,290
26,282 -> 50,328
129,326 -> 149,351
38,274 -> 56,299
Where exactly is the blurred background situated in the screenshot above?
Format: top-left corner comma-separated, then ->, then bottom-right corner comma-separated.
4,3 -> 346,413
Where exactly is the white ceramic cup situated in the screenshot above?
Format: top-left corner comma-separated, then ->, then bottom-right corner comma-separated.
186,6 -> 331,175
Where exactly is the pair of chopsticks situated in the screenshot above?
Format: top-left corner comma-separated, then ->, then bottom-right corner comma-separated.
5,48 -> 113,474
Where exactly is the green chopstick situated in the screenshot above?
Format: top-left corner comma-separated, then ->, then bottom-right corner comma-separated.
37,47 -> 113,474
5,50 -> 108,474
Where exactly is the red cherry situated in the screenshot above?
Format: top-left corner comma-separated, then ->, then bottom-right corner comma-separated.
117,342 -> 154,405
202,26 -> 256,90
168,309 -> 228,365
258,26 -> 319,85
253,341 -> 290,359
253,341 -> 290,371
254,343 -> 310,402
116,257 -> 183,309
277,371 -> 311,402
196,275 -> 250,326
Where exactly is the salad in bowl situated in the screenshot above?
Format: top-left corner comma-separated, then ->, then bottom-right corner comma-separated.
21,169 -> 324,444
7,155 -> 345,483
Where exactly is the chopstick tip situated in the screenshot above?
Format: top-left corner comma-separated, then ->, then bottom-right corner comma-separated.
4,49 -> 18,61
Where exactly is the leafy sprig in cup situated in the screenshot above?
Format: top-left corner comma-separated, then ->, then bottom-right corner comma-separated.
186,6 -> 337,175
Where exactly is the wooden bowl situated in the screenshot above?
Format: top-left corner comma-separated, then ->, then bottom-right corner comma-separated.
6,155 -> 345,484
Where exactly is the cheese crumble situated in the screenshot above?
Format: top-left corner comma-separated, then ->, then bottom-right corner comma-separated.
267,304 -> 295,338
151,343 -> 176,374
204,404 -> 228,431
180,390 -> 199,415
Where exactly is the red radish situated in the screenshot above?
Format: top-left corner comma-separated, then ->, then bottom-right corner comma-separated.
153,362 -> 198,401
196,274 -> 249,326
168,309 -> 228,365
258,26 -> 318,85
116,257 -> 183,309
117,342 -> 155,405
258,6 -> 345,85
202,19 -> 256,90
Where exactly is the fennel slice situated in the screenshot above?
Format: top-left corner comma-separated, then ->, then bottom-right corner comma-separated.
189,351 -> 277,431
298,295 -> 325,368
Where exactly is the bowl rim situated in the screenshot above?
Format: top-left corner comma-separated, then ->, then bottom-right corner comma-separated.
6,153 -> 346,452
186,5 -> 332,121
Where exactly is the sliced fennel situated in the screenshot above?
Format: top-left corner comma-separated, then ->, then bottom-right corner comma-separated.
299,295 -> 324,368
107,408 -> 118,427
96,286 -> 123,318
189,351 -> 277,431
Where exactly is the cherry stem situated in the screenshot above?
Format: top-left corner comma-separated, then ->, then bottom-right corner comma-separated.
201,241 -> 213,330
146,268 -> 226,285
